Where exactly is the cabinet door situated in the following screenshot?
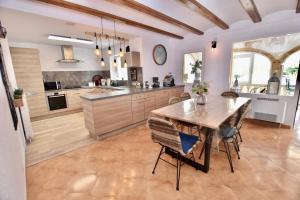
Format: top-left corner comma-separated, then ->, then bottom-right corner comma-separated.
155,91 -> 169,108
132,98 -> 145,123
67,90 -> 82,110
145,96 -> 155,119
26,93 -> 48,117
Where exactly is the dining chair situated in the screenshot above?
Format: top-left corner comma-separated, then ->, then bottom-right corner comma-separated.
221,91 -> 239,98
235,100 -> 251,143
148,117 -> 200,190
168,97 -> 202,140
180,92 -> 191,101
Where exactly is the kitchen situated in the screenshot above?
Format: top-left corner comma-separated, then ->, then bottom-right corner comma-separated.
0,7 -> 183,165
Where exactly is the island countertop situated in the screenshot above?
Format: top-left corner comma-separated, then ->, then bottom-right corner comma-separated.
80,85 -> 185,101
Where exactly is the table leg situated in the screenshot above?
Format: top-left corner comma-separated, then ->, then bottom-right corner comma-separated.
203,128 -> 213,173
18,107 -> 27,141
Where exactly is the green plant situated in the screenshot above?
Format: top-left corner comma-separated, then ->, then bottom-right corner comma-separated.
283,66 -> 298,76
192,82 -> 208,94
190,60 -> 202,74
13,88 -> 23,99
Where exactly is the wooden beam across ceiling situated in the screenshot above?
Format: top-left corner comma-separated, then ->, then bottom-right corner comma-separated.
108,0 -> 203,35
297,0 -> 300,13
34,0 -> 184,39
179,0 -> 229,30
239,0 -> 262,23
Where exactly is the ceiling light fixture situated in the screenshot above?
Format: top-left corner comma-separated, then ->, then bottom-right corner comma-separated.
107,36 -> 112,55
123,39 -> 127,68
113,20 -> 117,67
48,35 -> 93,44
100,17 -> 105,67
94,33 -> 100,57
119,39 -> 124,57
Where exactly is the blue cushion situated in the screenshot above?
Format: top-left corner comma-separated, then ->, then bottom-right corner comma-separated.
220,126 -> 236,138
179,132 -> 198,154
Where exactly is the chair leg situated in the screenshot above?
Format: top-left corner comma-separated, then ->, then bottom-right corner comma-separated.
223,141 -> 234,173
181,124 -> 184,132
198,143 -> 205,160
232,139 -> 240,159
152,145 -> 164,174
237,130 -> 243,142
176,152 -> 182,191
234,136 -> 240,151
197,126 -> 202,141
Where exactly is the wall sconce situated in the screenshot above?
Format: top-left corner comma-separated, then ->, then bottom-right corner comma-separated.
211,40 -> 217,52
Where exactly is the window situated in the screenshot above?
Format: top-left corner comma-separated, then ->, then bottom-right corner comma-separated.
183,52 -> 203,84
282,50 -> 300,87
109,56 -> 128,80
231,52 -> 271,85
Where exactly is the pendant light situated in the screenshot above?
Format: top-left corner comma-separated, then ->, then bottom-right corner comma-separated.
119,38 -> 124,57
125,39 -> 130,52
107,36 -> 112,55
123,39 -> 127,68
100,17 -> 105,67
113,20 -> 117,67
94,33 -> 100,57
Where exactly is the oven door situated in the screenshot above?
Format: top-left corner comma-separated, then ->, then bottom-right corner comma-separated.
47,94 -> 67,111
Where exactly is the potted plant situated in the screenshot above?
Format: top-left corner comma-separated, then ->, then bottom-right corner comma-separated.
190,60 -> 202,81
13,88 -> 24,107
192,82 -> 208,105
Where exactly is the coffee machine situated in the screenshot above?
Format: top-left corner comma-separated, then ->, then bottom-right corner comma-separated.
152,77 -> 160,88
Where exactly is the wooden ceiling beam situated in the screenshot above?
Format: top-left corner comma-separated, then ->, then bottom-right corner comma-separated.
34,0 -> 184,39
297,0 -> 300,13
179,0 -> 229,30
108,0 -> 203,35
239,0 -> 262,23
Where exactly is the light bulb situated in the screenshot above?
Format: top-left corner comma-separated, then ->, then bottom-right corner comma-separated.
101,57 -> 105,67
107,46 -> 112,55
119,48 -> 124,57
95,45 -> 101,57
124,60 -> 127,68
113,59 -> 117,67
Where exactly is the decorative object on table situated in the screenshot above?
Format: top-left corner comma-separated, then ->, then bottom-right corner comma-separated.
153,44 -> 167,65
232,74 -> 240,92
0,21 -> 7,39
152,77 -> 160,88
190,59 -> 202,80
163,72 -> 175,87
192,82 -> 208,105
92,74 -> 103,86
267,72 -> 280,95
145,81 -> 149,88
0,44 -> 18,130
13,88 -> 24,107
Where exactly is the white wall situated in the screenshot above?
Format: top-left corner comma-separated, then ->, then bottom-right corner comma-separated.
9,42 -> 110,71
0,38 -> 26,200
178,10 -> 300,126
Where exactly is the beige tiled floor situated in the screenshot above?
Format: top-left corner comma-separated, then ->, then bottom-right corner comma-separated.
26,121 -> 300,200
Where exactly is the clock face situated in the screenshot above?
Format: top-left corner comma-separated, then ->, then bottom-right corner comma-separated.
153,44 -> 167,65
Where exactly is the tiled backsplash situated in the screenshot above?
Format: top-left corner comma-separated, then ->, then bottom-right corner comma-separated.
42,71 -> 110,88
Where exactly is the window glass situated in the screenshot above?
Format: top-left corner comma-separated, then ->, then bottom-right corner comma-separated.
282,50 -> 300,87
252,54 -> 271,84
231,54 -> 251,83
183,52 -> 202,84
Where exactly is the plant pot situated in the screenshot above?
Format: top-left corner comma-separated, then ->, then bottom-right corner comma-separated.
14,94 -> 22,99
195,93 -> 207,105
13,98 -> 24,107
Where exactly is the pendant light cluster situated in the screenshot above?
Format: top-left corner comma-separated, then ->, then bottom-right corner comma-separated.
93,18 -> 130,68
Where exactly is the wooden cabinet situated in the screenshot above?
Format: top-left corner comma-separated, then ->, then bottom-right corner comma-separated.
67,90 -> 82,110
155,91 -> 169,108
144,92 -> 156,119
10,47 -> 48,118
122,51 -> 141,67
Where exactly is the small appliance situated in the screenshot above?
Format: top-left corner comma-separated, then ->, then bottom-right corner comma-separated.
152,77 -> 160,88
163,73 -> 175,87
44,81 -> 61,91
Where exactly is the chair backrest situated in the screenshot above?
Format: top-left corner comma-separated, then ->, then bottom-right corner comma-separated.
180,92 -> 191,101
169,97 -> 181,105
148,117 -> 183,154
236,100 -> 251,129
221,91 -> 239,98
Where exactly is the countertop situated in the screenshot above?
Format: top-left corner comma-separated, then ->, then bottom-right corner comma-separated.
80,85 -> 185,101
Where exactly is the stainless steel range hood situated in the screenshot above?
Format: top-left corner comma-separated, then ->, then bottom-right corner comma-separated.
57,45 -> 82,63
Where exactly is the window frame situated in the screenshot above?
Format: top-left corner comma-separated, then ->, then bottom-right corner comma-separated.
182,51 -> 203,84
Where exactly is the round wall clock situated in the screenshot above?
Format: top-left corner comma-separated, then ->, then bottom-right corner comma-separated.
153,44 -> 167,65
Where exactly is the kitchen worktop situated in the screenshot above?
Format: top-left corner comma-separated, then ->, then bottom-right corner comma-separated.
80,85 -> 185,101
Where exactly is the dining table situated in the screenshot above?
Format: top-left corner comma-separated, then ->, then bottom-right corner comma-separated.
150,95 -> 251,173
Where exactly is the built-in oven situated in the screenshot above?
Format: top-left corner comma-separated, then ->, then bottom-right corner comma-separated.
47,92 -> 67,111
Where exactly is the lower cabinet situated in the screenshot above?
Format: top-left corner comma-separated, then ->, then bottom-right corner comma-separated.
26,93 -> 48,118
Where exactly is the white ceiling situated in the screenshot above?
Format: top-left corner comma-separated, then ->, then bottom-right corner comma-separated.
0,0 -> 299,45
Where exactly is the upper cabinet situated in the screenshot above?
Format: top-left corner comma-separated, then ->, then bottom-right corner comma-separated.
122,51 -> 141,67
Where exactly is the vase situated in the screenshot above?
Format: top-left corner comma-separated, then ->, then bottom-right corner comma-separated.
13,98 -> 24,107
196,93 -> 207,105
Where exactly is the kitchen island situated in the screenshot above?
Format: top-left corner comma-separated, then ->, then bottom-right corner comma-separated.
80,85 -> 184,140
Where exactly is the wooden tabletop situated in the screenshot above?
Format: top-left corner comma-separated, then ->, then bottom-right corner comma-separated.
151,96 -> 251,130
